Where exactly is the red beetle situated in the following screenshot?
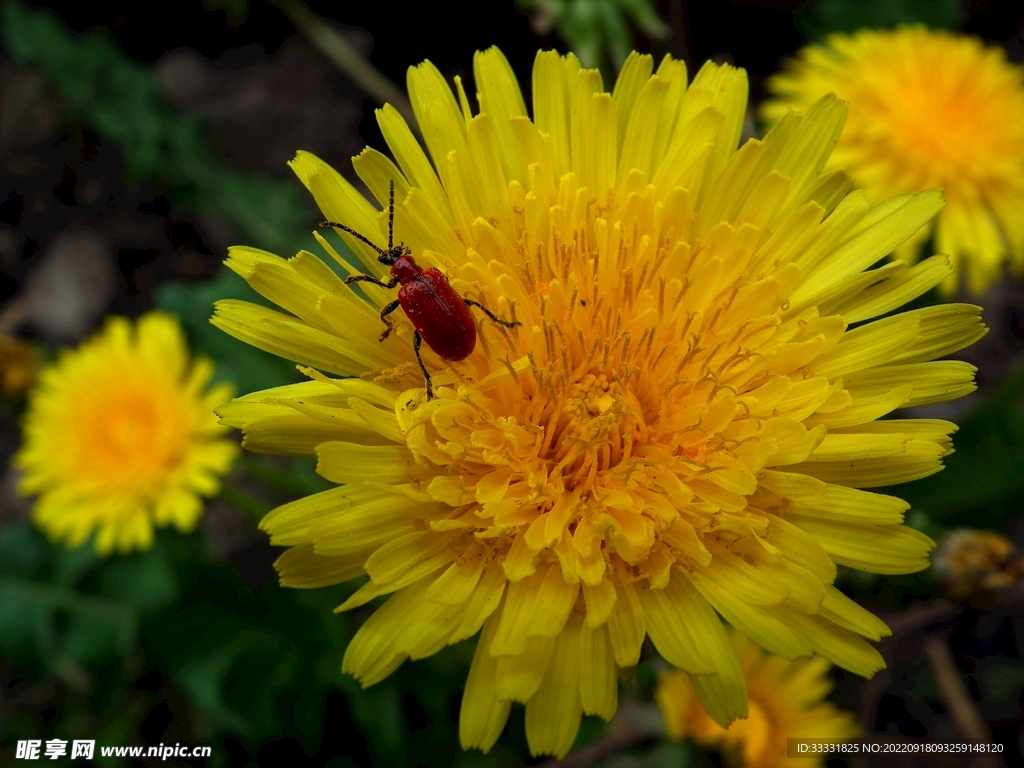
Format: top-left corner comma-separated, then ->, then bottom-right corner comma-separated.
322,180 -> 520,399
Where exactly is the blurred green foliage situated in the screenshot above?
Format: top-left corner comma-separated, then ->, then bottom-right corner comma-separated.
0,518 -> 488,767
0,0 -> 310,256
516,0 -> 669,73
0,0 -> 321,393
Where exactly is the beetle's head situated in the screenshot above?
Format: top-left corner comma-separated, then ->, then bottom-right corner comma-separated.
378,244 -> 411,266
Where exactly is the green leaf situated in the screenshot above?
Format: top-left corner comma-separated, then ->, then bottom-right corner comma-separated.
100,545 -> 178,613
343,677 -> 407,763
176,641 -> 252,734
155,270 -> 301,393
0,575 -> 137,662
0,519 -> 47,578
0,524 -> 137,666
0,575 -> 53,659
517,0 -> 669,74
619,0 -> 671,38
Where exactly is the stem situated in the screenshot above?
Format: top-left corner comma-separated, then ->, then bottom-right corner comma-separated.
922,636 -> 990,743
269,0 -> 418,132
880,599 -> 960,637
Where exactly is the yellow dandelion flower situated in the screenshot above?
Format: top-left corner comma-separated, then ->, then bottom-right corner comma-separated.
214,47 -> 986,758
657,630 -> 860,768
762,26 -> 1024,296
16,312 -> 238,555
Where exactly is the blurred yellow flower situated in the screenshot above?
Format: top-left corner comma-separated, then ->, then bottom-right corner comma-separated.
933,528 -> 1022,598
16,312 -> 238,555
215,47 -> 984,758
657,630 -> 860,768
0,335 -> 39,397
763,27 -> 1024,296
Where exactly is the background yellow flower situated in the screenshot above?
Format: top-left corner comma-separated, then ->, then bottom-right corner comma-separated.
933,528 -> 1023,598
215,46 -> 984,758
762,27 -> 1024,296
15,312 -> 238,555
0,335 -> 39,397
657,630 -> 860,768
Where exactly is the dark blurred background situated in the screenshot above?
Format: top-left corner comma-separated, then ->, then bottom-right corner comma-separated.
2,1 -> 1024,766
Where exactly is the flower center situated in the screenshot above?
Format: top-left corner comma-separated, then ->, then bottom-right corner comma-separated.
396,174 -> 803,585
73,382 -> 187,491
887,78 -> 1000,184
841,36 -> 1024,195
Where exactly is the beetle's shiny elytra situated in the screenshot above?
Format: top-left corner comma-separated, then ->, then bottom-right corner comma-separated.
321,180 -> 520,399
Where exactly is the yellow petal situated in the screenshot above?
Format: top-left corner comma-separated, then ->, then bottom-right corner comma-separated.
495,634 -> 555,701
274,544 -> 366,588
316,442 -> 413,485
834,254 -> 953,323
407,59 -> 467,190
820,585 -> 892,641
473,46 -> 527,183
364,530 -> 463,589
460,615 -> 512,753
774,606 -> 885,678
450,563 -> 508,644
376,103 -> 451,222
611,51 -> 654,148
578,621 -> 617,719
524,616 -> 584,758
637,576 -> 717,674
691,564 -> 812,659
788,516 -> 934,574
842,360 -> 977,407
342,581 -> 428,685
532,50 -> 571,178
606,581 -> 645,666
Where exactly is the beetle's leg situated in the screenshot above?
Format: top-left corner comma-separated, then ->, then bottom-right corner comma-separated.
345,274 -> 399,289
464,299 -> 521,329
412,331 -> 434,400
378,299 -> 401,341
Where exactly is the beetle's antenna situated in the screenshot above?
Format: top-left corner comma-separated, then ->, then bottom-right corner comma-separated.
388,179 -> 395,251
318,221 -> 386,257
